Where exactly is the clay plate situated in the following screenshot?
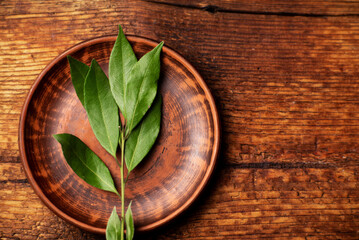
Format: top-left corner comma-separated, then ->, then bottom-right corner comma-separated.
19,36 -> 220,234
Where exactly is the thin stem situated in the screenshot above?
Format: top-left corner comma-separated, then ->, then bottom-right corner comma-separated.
124,174 -> 130,184
113,155 -> 121,198
120,130 -> 125,240
115,191 -> 121,199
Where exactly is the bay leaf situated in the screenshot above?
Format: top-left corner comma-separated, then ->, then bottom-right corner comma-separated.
109,25 -> 137,119
67,55 -> 90,106
124,41 -> 163,136
125,95 -> 161,172
106,207 -> 122,240
53,133 -> 118,194
125,202 -> 134,240
84,59 -> 119,157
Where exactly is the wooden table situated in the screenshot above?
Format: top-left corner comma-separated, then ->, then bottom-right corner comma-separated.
1,1 -> 359,239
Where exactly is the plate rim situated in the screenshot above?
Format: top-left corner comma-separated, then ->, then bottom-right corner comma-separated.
18,35 -> 220,234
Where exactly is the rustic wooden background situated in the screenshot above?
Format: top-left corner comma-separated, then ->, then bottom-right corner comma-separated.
1,0 -> 359,239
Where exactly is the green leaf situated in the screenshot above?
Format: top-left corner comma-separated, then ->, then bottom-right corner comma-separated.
109,25 -> 137,119
84,59 -> 119,157
53,134 -> 118,194
106,207 -> 122,240
67,56 -> 90,106
125,202 -> 134,240
124,41 -> 164,136
125,95 -> 162,172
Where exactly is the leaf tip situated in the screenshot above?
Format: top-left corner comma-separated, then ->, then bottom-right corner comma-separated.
53,133 -> 62,142
67,55 -> 75,67
118,24 -> 124,32
67,55 -> 79,66
156,41 -> 164,51
112,206 -> 117,213
90,58 -> 96,65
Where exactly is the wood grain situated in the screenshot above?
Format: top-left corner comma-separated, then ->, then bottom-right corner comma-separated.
1,0 -> 359,239
147,0 -> 359,15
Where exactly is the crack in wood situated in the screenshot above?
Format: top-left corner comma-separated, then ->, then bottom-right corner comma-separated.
0,155 -> 21,163
146,0 -> 359,17
0,179 -> 28,184
227,162 -> 335,169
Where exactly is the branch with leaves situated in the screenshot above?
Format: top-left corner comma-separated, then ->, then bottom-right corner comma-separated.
54,25 -> 163,240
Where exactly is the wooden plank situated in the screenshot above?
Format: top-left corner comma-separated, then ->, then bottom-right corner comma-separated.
1,163 -> 358,239
2,1 -> 359,167
146,0 -> 359,15
1,0 -> 359,239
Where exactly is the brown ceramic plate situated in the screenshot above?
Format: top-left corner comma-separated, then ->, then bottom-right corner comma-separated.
19,36 -> 220,234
